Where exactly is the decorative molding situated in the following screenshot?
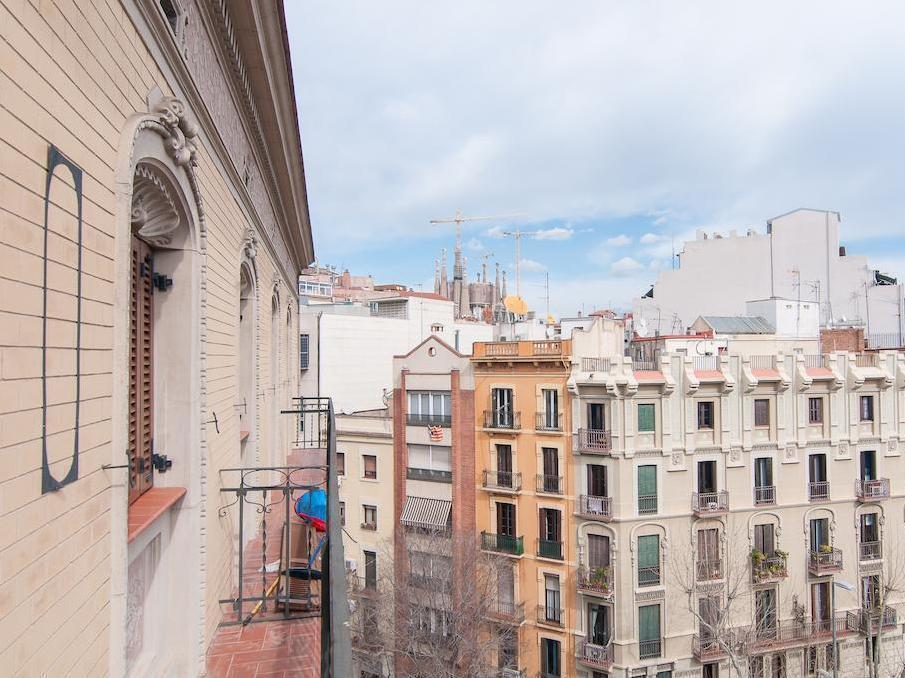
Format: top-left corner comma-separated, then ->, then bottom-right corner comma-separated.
635,588 -> 665,602
243,227 -> 258,261
131,164 -> 181,246
153,96 -> 199,166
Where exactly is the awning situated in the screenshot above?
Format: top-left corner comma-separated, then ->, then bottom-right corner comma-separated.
400,496 -> 452,530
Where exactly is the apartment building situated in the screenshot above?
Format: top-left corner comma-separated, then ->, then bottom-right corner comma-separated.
568,318 -> 905,678
472,339 -> 576,677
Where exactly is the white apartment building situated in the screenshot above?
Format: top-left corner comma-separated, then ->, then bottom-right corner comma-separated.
634,209 -> 904,343
568,318 -> 905,678
299,293 -> 493,413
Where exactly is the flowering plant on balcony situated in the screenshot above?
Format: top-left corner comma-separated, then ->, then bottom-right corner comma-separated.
750,549 -> 765,566
819,544 -> 833,554
590,567 -> 611,591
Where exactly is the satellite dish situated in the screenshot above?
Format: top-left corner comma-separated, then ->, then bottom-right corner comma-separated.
636,318 -> 648,338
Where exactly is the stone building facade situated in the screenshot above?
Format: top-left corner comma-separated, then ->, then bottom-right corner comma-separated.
0,1 -> 312,675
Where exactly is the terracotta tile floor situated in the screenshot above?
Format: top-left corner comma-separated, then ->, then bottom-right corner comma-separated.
207,447 -> 327,677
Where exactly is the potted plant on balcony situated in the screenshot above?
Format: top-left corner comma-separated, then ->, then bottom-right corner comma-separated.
819,544 -> 833,554
590,567 -> 610,591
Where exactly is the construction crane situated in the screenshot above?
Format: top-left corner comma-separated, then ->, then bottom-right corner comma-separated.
429,211 -> 519,253
500,228 -> 549,299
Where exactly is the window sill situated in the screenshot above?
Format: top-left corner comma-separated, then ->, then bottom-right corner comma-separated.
239,430 -> 250,442
128,487 -> 186,543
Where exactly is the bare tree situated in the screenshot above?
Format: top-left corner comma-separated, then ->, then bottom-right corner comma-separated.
348,527 -> 519,678
863,546 -> 905,678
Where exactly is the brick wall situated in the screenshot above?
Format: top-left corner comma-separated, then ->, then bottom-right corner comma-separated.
820,326 -> 865,352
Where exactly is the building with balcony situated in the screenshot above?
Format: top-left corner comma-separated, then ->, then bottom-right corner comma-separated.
472,339 -> 575,678
566,316 -> 905,677
0,1 -> 352,676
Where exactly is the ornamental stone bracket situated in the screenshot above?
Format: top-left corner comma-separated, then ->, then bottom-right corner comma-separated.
152,96 -> 199,168
782,444 -> 799,464
243,227 -> 258,261
131,164 -> 180,246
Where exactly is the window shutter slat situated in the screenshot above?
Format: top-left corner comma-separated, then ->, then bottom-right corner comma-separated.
129,237 -> 154,504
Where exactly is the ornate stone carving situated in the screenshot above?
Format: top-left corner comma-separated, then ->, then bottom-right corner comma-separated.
888,438 -> 898,453
152,97 -> 199,167
839,442 -> 849,457
729,446 -> 742,463
243,227 -> 258,261
784,445 -> 797,461
635,589 -> 665,602
131,164 -> 181,246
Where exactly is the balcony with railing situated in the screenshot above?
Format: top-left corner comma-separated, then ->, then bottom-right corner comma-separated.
576,494 -> 613,521
481,531 -> 524,556
485,599 -> 526,626
581,357 -> 613,372
575,639 -> 612,670
696,558 -> 723,582
808,547 -> 843,575
576,565 -> 614,600
694,355 -> 720,371
856,478 -> 890,501
536,474 -> 563,495
692,490 -> 729,516
632,358 -> 658,371
407,467 -> 452,482
360,520 -> 377,531
754,485 -> 776,506
638,494 -> 657,515
537,538 -> 564,561
637,565 -> 661,588
638,638 -> 662,660
482,469 -> 522,493
859,540 -> 882,561
855,353 -> 879,368
808,480 -> 830,502
483,409 -> 521,431
750,355 -> 777,371
573,428 -> 613,455
751,552 -> 788,584
846,608 -> 898,635
693,634 -> 729,661
745,614 -> 853,652
350,575 -> 378,598
536,604 -> 564,628
536,411 -> 563,432
406,412 -> 452,427
473,339 -> 568,360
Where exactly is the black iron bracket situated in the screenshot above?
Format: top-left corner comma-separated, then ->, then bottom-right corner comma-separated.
152,453 -> 172,473
153,272 -> 173,292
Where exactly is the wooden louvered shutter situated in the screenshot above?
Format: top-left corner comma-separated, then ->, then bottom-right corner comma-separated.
129,236 -> 154,504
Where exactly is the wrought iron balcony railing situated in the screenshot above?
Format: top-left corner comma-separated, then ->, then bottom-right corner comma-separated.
754,485 -> 775,505
575,639 -> 612,669
486,599 -> 526,625
856,478 -> 890,501
406,412 -> 452,427
406,467 -> 452,482
808,480 -> 830,502
638,494 -> 657,515
537,538 -> 563,560
696,558 -> 723,581
576,494 -> 612,520
692,490 -> 729,515
576,566 -> 614,599
808,547 -> 843,574
483,469 -> 522,492
846,608 -> 898,635
639,638 -> 662,659
574,428 -> 612,454
859,540 -> 882,561
536,411 -> 563,432
536,474 -> 563,494
637,566 -> 661,587
481,531 -> 524,556
484,410 -> 521,431
536,604 -> 564,627
693,634 -> 729,660
751,552 -> 788,584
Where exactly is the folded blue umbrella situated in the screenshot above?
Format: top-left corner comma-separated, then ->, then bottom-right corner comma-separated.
295,489 -> 327,531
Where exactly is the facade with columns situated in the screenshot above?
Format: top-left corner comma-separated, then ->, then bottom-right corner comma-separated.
0,1 -> 312,675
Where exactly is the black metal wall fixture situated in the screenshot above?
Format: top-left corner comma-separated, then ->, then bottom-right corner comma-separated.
41,145 -> 84,493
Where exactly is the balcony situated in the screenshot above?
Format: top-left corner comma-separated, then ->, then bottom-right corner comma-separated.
693,634 -> 728,661
745,614 -> 853,652
808,480 -> 830,502
639,638 -> 662,660
473,339 -> 566,360
536,411 -> 563,432
575,639 -> 612,670
481,531 -> 524,556
754,485 -> 776,506
638,494 -> 658,515
574,428 -> 612,455
349,575 -> 378,598
751,552 -> 788,584
407,467 -> 452,482
576,566 -> 614,600
808,547 -> 843,575
536,604 -> 564,628
859,540 -> 882,561
846,608 -> 898,635
576,494 -> 613,521
536,474 -> 563,495
692,490 -> 729,516
696,558 -> 723,582
486,599 -> 526,626
483,410 -> 521,431
406,412 -> 451,427
537,538 -> 564,561
360,521 -> 377,531
637,566 -> 661,588
482,469 -> 522,493
856,478 -> 890,501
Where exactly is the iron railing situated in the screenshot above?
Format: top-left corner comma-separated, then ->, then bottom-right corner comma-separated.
536,604 -> 564,627
808,480 -> 830,502
754,485 -> 776,505
856,353 -> 878,368
692,490 -> 729,515
632,359 -> 658,371
483,469 -> 522,492
694,356 -> 720,371
752,553 -> 788,584
639,638 -> 662,659
856,478 -> 890,500
696,558 -> 723,581
484,409 -> 521,430
406,467 -> 452,482
638,494 -> 658,515
638,566 -> 661,587
575,640 -> 612,669
803,354 -> 827,369
581,357 -> 612,372
693,634 -> 728,660
750,355 -> 777,370
481,531 -> 524,556
536,474 -> 563,494
406,412 -> 451,427
866,333 -> 905,350
859,540 -> 882,561
537,538 -> 564,560
808,547 -> 843,574
574,428 -> 612,454
744,613 -> 852,651
536,411 -> 563,431
576,494 -> 612,520
486,599 -> 526,625
576,566 -> 614,599
847,608 -> 898,634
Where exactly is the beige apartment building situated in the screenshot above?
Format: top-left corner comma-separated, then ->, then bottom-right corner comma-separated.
0,1 -> 315,675
568,318 -> 905,678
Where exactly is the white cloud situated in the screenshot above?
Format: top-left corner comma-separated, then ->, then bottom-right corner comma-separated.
640,233 -> 666,244
466,237 -> 485,251
485,225 -> 508,239
520,258 -> 547,273
606,234 -> 632,247
610,256 -> 644,276
534,226 -> 574,241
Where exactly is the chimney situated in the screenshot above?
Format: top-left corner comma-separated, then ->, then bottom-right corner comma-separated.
341,269 -> 351,288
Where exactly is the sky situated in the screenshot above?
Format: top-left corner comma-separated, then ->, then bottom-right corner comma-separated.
284,2 -> 905,318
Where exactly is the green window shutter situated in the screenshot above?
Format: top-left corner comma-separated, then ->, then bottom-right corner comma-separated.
638,465 -> 657,496
639,604 -> 660,642
638,403 -> 655,432
638,535 -> 659,569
